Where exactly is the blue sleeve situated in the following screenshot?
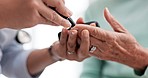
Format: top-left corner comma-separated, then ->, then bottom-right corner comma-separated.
0,29 -> 34,78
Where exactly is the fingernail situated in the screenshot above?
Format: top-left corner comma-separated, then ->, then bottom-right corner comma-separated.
67,9 -> 73,16
82,30 -> 89,37
105,7 -> 113,18
64,20 -> 71,28
105,7 -> 110,15
90,23 -> 96,26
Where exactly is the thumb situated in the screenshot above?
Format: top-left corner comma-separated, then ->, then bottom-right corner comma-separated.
104,8 -> 127,33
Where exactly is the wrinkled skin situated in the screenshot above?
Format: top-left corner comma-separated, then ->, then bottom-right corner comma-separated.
0,0 -> 72,29
73,8 -> 148,71
51,28 -> 90,62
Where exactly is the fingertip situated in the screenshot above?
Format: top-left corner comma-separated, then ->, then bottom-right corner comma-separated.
68,29 -> 77,36
104,7 -> 110,21
60,28 -> 68,43
90,23 -> 96,26
62,20 -> 71,28
82,29 -> 89,38
62,28 -> 68,34
104,7 -> 126,32
104,7 -> 110,14
76,17 -> 84,24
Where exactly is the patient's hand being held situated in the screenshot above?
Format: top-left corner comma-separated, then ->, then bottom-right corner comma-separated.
51,28 -> 90,62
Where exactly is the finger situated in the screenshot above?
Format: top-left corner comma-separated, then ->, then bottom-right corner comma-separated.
73,24 -> 113,41
76,17 -> 96,26
44,0 -> 72,17
54,28 -> 68,58
89,37 -> 118,60
38,2 -> 70,27
76,17 -> 84,24
90,37 -> 106,53
90,23 -> 97,27
67,30 -> 78,60
62,0 -> 65,4
60,28 -> 68,51
77,30 -> 90,59
104,8 -> 127,33
88,38 -> 106,60
41,20 -> 59,26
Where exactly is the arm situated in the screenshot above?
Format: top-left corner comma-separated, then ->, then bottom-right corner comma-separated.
27,48 -> 59,77
0,0 -> 72,29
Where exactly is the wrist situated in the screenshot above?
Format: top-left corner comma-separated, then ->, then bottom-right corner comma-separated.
133,47 -> 148,76
134,66 -> 147,76
48,46 -> 64,62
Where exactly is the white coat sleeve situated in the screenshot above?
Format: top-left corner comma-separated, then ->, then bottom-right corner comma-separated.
0,29 -> 35,78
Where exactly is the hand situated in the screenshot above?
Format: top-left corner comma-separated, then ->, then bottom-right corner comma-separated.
73,8 -> 148,70
51,28 -> 90,62
0,0 -> 72,29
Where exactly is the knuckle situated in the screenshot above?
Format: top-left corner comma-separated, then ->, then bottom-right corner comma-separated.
60,41 -> 65,46
56,0 -> 63,7
69,35 -> 75,40
67,42 -> 75,49
50,11 -> 58,22
92,28 -> 98,37
59,19 -> 65,26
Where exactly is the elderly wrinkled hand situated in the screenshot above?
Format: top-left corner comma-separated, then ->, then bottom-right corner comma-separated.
50,28 -> 90,62
73,8 -> 148,71
0,0 -> 72,29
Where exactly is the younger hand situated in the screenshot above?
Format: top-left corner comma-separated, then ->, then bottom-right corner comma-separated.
0,0 -> 72,29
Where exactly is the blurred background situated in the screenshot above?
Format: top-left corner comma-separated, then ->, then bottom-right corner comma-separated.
0,0 -> 89,78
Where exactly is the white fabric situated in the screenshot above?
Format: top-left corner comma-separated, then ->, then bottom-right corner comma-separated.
0,28 -> 33,78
